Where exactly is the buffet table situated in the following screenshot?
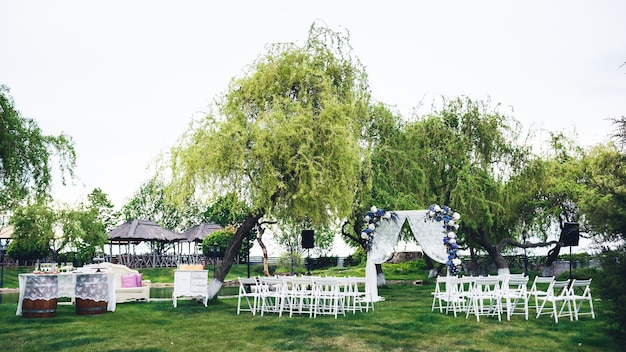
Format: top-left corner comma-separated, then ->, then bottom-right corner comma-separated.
16,272 -> 116,317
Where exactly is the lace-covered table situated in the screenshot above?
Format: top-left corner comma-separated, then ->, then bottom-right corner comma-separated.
16,273 -> 116,316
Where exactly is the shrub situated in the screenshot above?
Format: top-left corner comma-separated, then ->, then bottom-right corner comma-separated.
277,252 -> 302,269
344,248 -> 366,266
306,256 -> 337,270
595,247 -> 626,341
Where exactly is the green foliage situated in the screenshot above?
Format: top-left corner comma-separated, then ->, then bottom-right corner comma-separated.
369,103 -> 426,210
7,202 -> 56,261
344,247 -> 367,266
367,97 -> 532,266
0,85 -> 76,211
509,133 -> 586,238
201,228 -> 234,258
277,251 -> 302,270
595,248 -> 626,340
251,263 -> 277,276
7,189 -> 113,264
120,177 -> 201,233
578,143 -> 626,241
167,22 -> 368,228
306,256 -> 337,270
202,192 -> 250,228
86,188 -> 119,232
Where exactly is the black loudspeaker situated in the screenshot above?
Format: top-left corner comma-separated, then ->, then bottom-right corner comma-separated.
561,222 -> 580,247
301,230 -> 314,249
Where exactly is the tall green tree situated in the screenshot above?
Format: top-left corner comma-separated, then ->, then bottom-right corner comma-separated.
58,188 -> 113,264
406,97 -> 533,273
167,23 -> 369,297
0,85 -> 76,210
579,118 -> 626,241
507,133 -> 587,272
8,189 -> 113,265
7,201 -> 56,263
120,177 -> 201,233
341,103 -> 410,248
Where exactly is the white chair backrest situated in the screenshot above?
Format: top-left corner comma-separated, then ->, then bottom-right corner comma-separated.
505,276 -> 529,291
473,276 -> 501,294
569,278 -> 592,297
550,280 -> 571,298
238,277 -> 258,292
529,276 -> 554,293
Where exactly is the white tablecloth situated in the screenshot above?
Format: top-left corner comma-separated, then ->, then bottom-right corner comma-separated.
16,273 -> 116,315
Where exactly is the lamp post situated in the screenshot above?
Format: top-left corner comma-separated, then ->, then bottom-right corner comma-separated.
522,230 -> 529,277
209,243 -> 220,272
0,240 -> 7,288
246,230 -> 251,278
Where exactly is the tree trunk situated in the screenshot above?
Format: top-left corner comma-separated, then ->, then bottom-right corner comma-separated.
471,226 -> 510,274
543,243 -> 563,276
207,213 -> 262,299
256,226 -> 270,276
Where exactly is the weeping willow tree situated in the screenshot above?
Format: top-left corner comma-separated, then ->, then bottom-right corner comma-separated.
0,85 -> 76,210
403,97 -> 535,274
167,23 -> 369,297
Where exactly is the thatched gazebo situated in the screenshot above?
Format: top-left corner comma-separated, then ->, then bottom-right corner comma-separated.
182,223 -> 223,254
107,219 -> 186,268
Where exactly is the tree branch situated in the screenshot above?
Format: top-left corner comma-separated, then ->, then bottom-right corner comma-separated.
495,237 -> 560,253
341,219 -> 361,245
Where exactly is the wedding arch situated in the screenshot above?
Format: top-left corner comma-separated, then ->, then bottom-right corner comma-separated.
363,210 -> 451,303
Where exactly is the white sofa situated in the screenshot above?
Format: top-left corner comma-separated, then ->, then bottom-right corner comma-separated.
82,263 -> 151,303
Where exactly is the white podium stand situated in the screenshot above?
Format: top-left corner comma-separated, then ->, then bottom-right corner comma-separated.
172,270 -> 209,307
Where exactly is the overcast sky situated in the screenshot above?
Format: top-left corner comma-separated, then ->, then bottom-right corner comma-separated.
2,0 -> 625,212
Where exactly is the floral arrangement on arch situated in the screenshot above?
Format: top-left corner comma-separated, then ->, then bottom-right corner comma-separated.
360,206 -> 395,251
428,204 -> 462,275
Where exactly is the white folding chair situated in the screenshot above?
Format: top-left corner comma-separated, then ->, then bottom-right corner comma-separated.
528,276 -> 555,315
445,276 -> 474,317
258,276 -> 287,317
351,277 -> 373,312
431,276 -> 451,313
535,279 -> 573,323
312,277 -> 345,318
568,279 -> 595,320
237,277 -> 260,315
500,275 -> 529,320
466,276 -> 503,322
285,276 -> 314,317
336,277 -> 358,314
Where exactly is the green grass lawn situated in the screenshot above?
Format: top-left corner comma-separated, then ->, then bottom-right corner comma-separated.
0,264 -> 620,351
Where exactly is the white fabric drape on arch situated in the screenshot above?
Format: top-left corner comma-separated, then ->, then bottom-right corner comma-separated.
365,210 -> 448,302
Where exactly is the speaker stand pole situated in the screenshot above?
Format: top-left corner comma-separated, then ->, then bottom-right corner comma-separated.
306,248 -> 311,275
569,246 -> 573,280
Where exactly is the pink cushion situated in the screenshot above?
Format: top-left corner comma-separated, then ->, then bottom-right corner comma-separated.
121,274 -> 138,288
135,273 -> 143,287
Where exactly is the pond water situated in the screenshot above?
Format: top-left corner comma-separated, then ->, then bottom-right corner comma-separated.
0,286 -> 239,304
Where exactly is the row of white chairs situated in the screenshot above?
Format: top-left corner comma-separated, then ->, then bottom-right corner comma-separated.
431,274 -> 595,323
237,275 -> 373,318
